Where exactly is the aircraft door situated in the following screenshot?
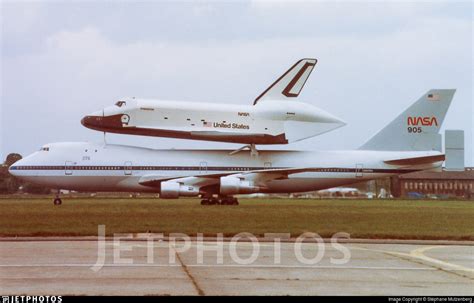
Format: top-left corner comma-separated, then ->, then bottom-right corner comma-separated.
65,161 -> 74,175
199,161 -> 207,174
124,161 -> 133,175
355,163 -> 363,178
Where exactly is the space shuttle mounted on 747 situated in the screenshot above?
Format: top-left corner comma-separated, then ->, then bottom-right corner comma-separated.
11,89 -> 456,206
81,59 -> 345,146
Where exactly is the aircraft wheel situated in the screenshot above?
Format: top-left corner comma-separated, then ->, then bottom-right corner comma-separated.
53,198 -> 62,205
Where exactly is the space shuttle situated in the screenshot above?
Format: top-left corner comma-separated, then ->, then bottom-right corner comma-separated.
81,59 -> 345,145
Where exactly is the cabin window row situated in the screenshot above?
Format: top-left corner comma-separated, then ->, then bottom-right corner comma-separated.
11,166 -> 279,171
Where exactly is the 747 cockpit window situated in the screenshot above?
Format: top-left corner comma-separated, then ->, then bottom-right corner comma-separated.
115,101 -> 126,107
39,147 -> 49,151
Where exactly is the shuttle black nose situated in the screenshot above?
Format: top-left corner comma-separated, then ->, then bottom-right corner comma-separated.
81,114 -> 126,131
81,115 -> 103,129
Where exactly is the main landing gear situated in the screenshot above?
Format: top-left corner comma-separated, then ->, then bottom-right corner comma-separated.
200,196 -> 239,206
53,192 -> 62,205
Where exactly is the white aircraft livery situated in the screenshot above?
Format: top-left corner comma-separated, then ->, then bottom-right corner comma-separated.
10,89 -> 455,205
81,59 -> 345,145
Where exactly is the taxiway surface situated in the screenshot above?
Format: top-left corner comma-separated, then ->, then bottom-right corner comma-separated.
0,240 -> 472,295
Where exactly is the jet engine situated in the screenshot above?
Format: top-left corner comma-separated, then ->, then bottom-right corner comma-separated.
160,181 -> 199,199
220,176 -> 261,195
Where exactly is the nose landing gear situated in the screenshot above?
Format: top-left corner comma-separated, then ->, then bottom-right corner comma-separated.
53,192 -> 62,205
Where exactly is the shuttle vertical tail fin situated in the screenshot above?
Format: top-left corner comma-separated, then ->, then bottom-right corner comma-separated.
253,58 -> 317,105
359,89 -> 456,151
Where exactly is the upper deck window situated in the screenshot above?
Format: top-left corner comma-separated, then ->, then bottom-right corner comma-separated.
115,101 -> 126,107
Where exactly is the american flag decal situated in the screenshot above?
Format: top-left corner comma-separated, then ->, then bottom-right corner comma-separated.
427,93 -> 440,101
203,121 -> 212,128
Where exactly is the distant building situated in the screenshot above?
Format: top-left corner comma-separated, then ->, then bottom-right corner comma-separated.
394,168 -> 474,199
445,130 -> 464,171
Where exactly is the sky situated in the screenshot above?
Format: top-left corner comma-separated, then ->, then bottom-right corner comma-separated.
1,0 -> 473,165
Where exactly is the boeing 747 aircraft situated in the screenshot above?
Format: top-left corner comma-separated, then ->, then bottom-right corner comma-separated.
81,59 -> 345,147
10,89 -> 455,205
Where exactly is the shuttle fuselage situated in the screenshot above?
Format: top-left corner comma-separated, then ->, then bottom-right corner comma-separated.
82,99 -> 345,144
81,58 -> 345,144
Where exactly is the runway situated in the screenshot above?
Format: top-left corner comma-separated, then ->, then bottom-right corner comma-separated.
0,239 -> 473,296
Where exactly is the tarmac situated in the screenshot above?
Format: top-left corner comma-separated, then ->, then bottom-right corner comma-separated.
0,238 -> 473,296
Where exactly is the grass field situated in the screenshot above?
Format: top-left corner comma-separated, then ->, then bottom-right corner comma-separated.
0,197 -> 473,240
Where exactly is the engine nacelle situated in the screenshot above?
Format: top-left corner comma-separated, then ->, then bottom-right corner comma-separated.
160,181 -> 200,199
220,176 -> 261,195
